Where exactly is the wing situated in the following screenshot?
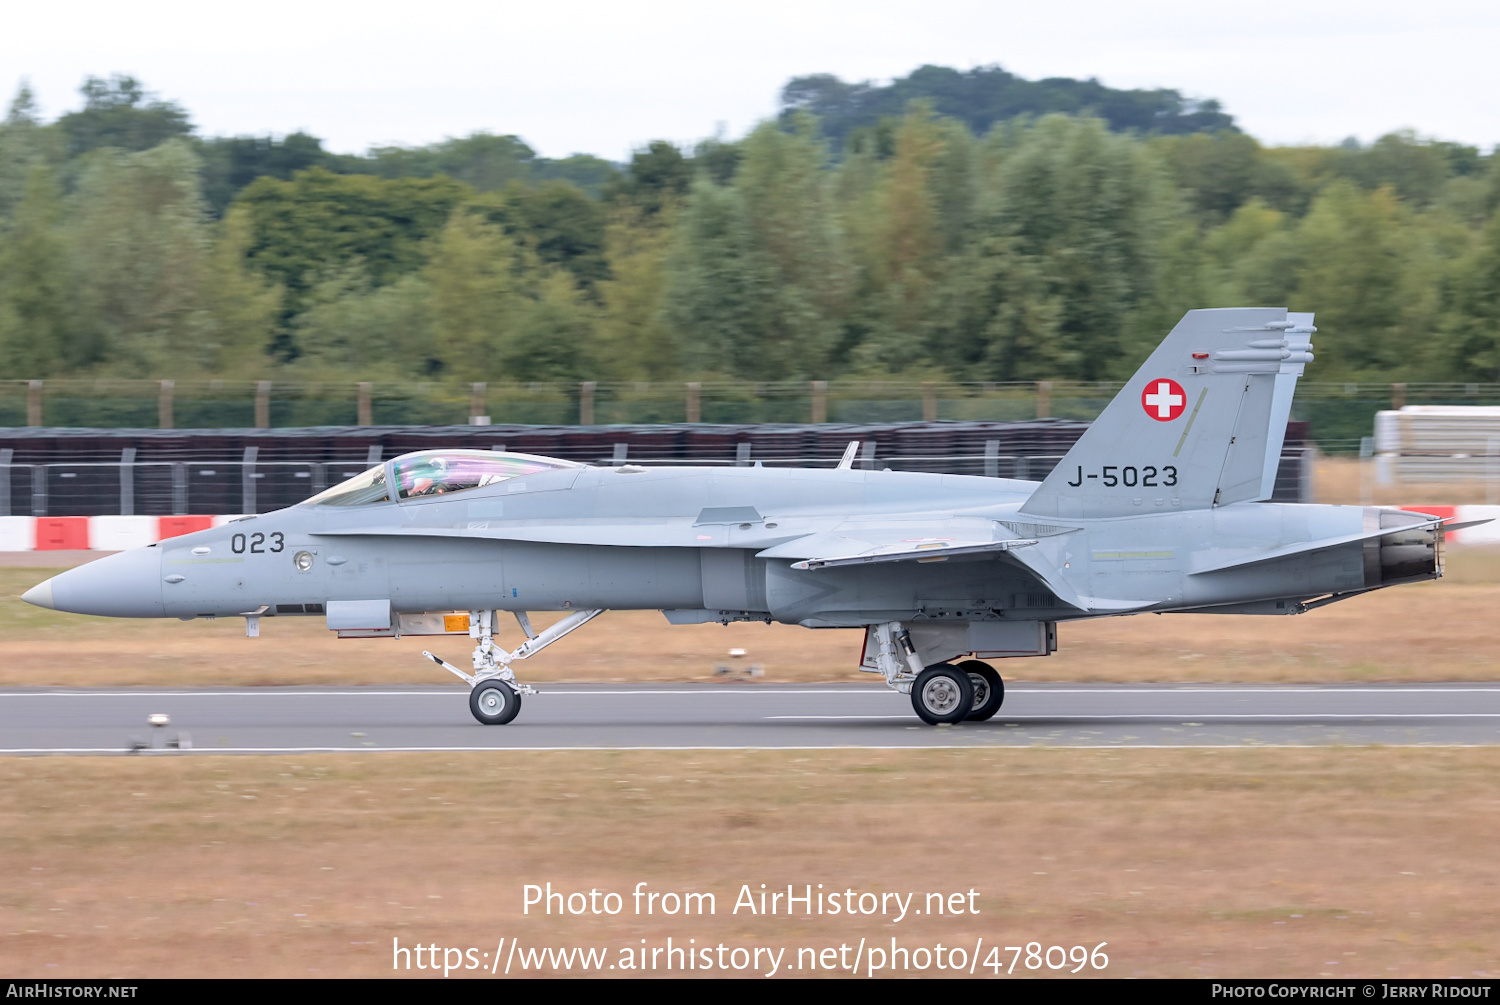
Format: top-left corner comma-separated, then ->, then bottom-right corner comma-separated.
754,516 -> 1035,569
782,538 -> 1037,570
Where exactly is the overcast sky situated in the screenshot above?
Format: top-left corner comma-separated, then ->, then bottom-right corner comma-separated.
3,0 -> 1496,159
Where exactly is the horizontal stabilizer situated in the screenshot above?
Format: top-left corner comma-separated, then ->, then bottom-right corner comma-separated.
1189,515 -> 1446,576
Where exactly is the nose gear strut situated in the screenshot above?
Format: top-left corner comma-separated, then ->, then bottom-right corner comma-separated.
422,608 -> 604,724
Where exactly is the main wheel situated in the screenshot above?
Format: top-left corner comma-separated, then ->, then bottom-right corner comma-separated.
960,660 -> 1004,721
911,665 -> 975,725
470,679 -> 521,725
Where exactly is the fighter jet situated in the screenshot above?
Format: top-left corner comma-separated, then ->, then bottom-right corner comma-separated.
22,308 -> 1451,726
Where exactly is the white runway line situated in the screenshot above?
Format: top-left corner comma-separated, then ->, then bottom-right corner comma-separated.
0,689 -> 883,698
5,686 -> 1500,698
2,743 -> 1495,755
766,713 -> 1500,720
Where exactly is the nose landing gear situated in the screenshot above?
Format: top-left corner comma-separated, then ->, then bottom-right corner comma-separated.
469,679 -> 521,725
424,607 -> 604,725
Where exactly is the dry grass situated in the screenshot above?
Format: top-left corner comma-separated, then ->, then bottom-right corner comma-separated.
1313,455 -> 1500,506
3,748 -> 1498,978
6,555 -> 1499,981
5,551 -> 1500,688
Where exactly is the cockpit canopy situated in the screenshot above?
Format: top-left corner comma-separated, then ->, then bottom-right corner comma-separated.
304,449 -> 580,507
392,450 -> 578,500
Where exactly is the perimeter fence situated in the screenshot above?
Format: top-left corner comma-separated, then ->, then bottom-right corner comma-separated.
0,420 -> 1313,517
0,378 -> 1478,447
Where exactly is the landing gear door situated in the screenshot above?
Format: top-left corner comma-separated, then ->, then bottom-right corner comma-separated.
860,626 -> 880,671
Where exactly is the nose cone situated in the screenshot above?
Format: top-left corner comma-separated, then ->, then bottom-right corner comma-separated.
24,547 -> 165,618
21,579 -> 54,609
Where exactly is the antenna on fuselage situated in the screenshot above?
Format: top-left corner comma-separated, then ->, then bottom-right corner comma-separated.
835,440 -> 860,471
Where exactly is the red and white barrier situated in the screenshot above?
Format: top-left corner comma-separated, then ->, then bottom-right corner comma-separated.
1402,505 -> 1500,545
1,508 -> 1498,551
0,515 -> 244,551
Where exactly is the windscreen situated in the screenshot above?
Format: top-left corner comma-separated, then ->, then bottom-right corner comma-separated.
390,450 -> 577,500
304,465 -> 391,507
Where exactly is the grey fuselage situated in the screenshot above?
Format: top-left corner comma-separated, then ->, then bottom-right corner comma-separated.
33,461 -> 1419,635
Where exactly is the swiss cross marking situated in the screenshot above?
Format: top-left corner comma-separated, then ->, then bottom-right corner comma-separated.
1141,378 -> 1186,421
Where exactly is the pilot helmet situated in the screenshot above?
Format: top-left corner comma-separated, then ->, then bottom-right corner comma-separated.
411,454 -> 449,494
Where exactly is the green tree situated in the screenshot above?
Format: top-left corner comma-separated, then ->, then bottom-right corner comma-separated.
733,117 -> 849,375
1197,198 -> 1298,307
593,204 -> 677,380
198,206 -> 283,374
780,64 -> 1237,151
662,179 -> 776,377
197,132 -> 332,216
507,269 -> 595,381
469,181 -> 608,291
425,210 -> 521,374
846,107 -> 950,372
422,207 -> 594,382
606,141 -> 692,217
65,140 -> 212,374
0,165 -> 68,376
364,133 -> 538,190
1157,130 -> 1262,223
935,116 -> 1175,380
1339,131 -> 1474,208
235,167 -> 468,334
57,75 -> 193,158
1288,182 -> 1427,379
1439,210 -> 1500,380
292,267 -> 432,377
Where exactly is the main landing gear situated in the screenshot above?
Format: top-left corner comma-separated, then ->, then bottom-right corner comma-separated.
908,661 -> 1005,724
424,608 -> 604,725
959,659 -> 1005,721
868,622 -> 1006,725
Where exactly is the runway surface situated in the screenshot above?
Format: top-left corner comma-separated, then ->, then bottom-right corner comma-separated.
4,682 -> 1500,753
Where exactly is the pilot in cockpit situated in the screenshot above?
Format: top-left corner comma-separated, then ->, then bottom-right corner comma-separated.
407,455 -> 449,497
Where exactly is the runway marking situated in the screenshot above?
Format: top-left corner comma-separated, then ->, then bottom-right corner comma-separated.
0,689 -> 880,698
3,743 -> 1498,755
1004,688 -> 1500,694
768,713 -> 1500,720
5,687 -> 1500,698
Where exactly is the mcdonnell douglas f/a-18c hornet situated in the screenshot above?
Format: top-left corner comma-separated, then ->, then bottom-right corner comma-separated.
22,309 -> 1457,726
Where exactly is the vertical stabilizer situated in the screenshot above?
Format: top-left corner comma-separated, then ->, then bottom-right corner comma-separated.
1020,308 -> 1314,518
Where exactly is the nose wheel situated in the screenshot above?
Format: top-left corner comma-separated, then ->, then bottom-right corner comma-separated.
470,679 -> 521,725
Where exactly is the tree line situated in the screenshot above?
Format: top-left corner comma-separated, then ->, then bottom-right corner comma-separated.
0,71 -> 1497,389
